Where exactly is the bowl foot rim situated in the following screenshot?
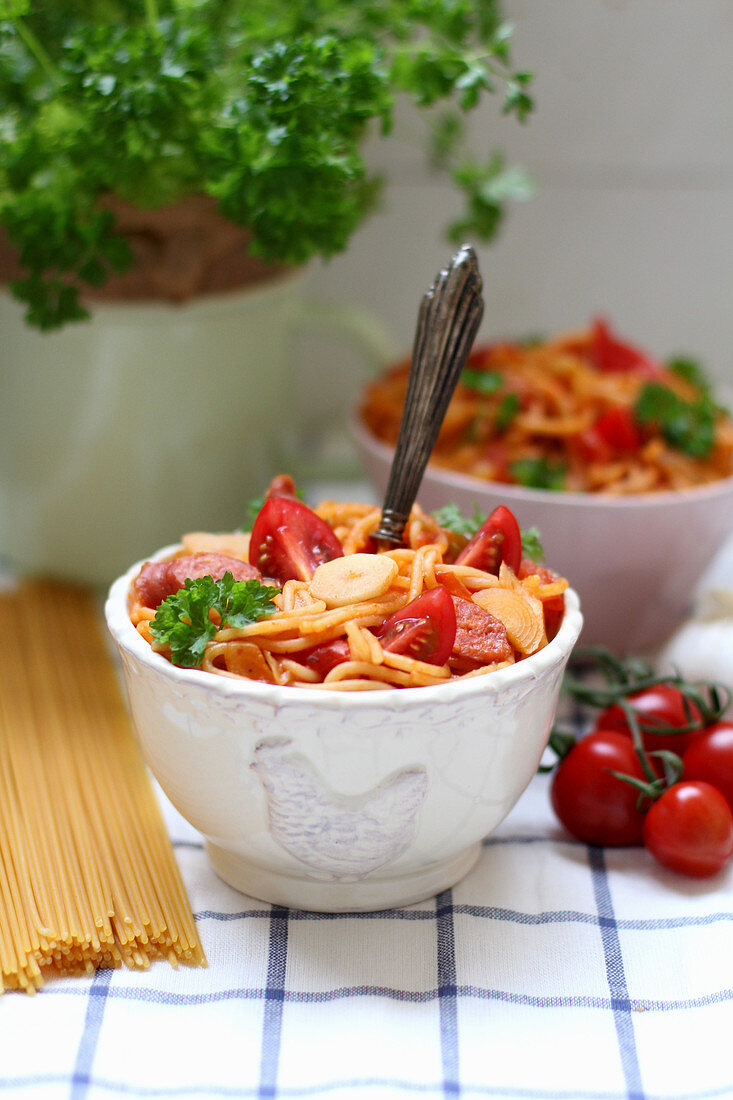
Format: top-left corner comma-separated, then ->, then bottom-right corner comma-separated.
204,841 -> 482,912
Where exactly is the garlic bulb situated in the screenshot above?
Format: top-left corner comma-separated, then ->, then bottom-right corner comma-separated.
658,572 -> 733,696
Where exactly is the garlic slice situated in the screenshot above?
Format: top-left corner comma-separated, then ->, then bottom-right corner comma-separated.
181,530 -> 251,559
309,553 -> 398,608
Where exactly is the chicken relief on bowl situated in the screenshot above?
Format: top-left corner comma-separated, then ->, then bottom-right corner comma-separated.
128,475 -> 571,688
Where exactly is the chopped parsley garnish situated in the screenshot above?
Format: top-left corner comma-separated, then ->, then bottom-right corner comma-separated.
150,574 -> 279,668
666,357 -> 710,393
509,457 -> 566,491
432,504 -> 545,561
433,503 -> 487,539
520,525 -> 545,562
243,495 -> 267,529
461,368 -> 503,396
495,392 -> 520,431
634,383 -> 717,458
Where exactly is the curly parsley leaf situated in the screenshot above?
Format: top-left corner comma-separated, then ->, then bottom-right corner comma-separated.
433,503 -> 545,560
243,495 -> 266,530
432,502 -> 487,538
634,382 -> 716,458
150,573 -> 279,668
509,457 -> 565,491
520,525 -> 545,562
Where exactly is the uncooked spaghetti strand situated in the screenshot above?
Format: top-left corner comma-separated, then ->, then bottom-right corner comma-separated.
59,588 -> 202,958
0,599 -> 75,947
16,589 -> 127,944
41,585 -> 167,942
14,595 -> 97,946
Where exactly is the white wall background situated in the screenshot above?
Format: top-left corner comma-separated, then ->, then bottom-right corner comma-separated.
296,0 -> 733,476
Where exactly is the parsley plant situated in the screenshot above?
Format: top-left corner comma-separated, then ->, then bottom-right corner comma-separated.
0,1 -> 533,329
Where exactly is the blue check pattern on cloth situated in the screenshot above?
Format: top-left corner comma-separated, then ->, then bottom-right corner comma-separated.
2,713 -> 732,1100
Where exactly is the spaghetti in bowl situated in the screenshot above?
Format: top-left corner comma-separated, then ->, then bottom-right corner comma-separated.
105,487 -> 582,911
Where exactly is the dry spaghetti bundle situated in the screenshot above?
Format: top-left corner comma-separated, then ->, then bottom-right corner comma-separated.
0,582 -> 206,993
130,500 -> 568,691
360,321 -> 733,494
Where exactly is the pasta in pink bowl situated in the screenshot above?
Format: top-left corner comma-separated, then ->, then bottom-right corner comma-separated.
352,320 -> 733,652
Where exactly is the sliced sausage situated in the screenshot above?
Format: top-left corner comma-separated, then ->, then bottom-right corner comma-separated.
132,553 -> 262,609
450,596 -> 513,670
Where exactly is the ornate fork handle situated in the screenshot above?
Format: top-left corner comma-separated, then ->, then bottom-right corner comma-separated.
374,245 -> 484,545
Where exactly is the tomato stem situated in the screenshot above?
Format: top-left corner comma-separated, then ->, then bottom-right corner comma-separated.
617,698 -> 658,784
538,727 -> 577,772
562,646 -> 731,733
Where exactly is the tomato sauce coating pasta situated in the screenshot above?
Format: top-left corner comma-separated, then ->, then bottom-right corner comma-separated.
360,319 -> 733,494
130,481 -> 569,691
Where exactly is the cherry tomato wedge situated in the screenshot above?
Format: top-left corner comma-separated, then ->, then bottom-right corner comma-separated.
550,730 -> 647,846
682,723 -> 733,812
376,586 -> 456,667
589,317 -> 664,378
249,497 -> 343,584
454,505 -> 522,575
572,425 -> 613,466
594,684 -> 704,757
643,781 -> 733,878
295,638 -> 351,678
593,406 -> 642,452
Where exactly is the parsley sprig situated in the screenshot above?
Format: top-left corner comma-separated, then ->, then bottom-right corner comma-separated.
0,2 -> 533,330
509,457 -> 566,491
150,573 -> 279,668
634,382 -> 718,458
461,367 -> 503,396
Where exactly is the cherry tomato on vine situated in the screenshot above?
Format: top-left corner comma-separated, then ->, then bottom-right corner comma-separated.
595,684 -> 704,757
682,723 -> 733,812
454,505 -> 522,575
376,586 -> 456,666
249,497 -> 343,584
550,730 -> 647,846
642,781 -> 733,878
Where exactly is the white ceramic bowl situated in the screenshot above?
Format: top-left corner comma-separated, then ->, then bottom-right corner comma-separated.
106,550 -> 582,912
351,412 -> 733,655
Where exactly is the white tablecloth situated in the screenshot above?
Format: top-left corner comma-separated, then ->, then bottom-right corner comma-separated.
2,483 -> 732,1100
2,753 -> 732,1100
